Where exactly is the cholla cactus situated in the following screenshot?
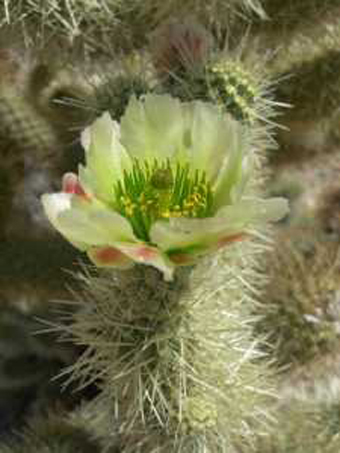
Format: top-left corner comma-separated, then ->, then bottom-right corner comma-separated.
54,245 -> 276,452
41,92 -> 287,451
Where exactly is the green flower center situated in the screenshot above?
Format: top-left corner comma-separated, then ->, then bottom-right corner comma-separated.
114,159 -> 214,242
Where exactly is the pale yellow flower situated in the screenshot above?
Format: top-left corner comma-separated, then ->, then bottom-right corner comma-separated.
42,94 -> 288,280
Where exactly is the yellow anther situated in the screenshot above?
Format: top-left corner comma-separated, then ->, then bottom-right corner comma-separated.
161,210 -> 171,218
191,193 -> 202,203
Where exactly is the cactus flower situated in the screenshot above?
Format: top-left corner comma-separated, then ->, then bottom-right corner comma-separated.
42,94 -> 288,280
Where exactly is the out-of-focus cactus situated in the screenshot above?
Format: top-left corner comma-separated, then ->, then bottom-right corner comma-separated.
0,413 -> 103,453
0,0 -> 266,54
0,87 -> 62,241
257,234 -> 340,367
266,147 -> 340,235
92,72 -> 151,121
274,49 -> 340,125
0,48 -> 96,243
26,62 -> 95,142
0,89 -> 58,169
0,302 -> 78,436
316,183 -> 340,239
243,6 -> 340,152
255,400 -> 340,453
259,0 -> 340,36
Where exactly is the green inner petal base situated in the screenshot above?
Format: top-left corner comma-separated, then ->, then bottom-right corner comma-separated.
114,159 -> 214,242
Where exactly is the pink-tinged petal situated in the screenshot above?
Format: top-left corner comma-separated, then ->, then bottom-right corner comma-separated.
118,244 -> 160,262
167,234 -> 248,265
133,246 -> 159,260
168,251 -> 197,265
166,242 -> 209,265
151,198 -> 289,254
62,172 -> 91,200
113,243 -> 175,281
62,172 -> 79,193
215,233 -> 248,249
88,246 -> 133,269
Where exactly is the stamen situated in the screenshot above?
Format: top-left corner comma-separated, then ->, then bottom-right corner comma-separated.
113,159 -> 214,242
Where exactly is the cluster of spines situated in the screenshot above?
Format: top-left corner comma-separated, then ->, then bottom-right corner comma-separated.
0,299 -> 83,440
160,59 -> 263,125
208,61 -> 258,123
0,0 -> 266,54
92,73 -> 151,121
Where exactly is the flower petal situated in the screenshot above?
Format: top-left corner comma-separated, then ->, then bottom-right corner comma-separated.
88,246 -> 134,269
167,232 -> 247,265
151,197 -> 289,253
80,112 -> 132,203
57,206 -> 137,247
211,121 -> 251,209
41,192 -> 72,227
188,103 -> 246,182
120,94 -> 187,161
151,216 -> 224,253
41,193 -> 88,250
62,172 -> 92,200
111,242 -> 175,281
